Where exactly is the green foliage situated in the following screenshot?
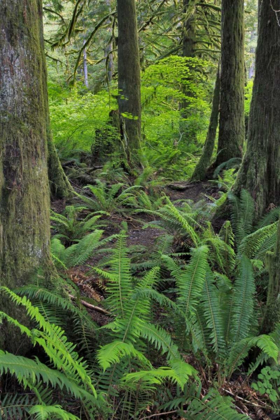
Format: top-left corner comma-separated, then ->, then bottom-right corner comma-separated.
185,389 -> 249,419
0,287 -> 106,419
75,181 -> 141,214
51,229 -> 117,268
49,84 -> 117,155
252,366 -> 280,405
51,205 -> 105,244
141,56 -> 211,178
93,234 -> 197,416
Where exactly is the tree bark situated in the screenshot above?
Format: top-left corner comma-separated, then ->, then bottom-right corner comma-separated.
48,133 -> 73,199
262,221 -> 280,332
117,0 -> 141,166
180,0 -> 197,142
191,65 -> 220,182
215,0 -> 245,166
233,0 -> 280,218
0,0 -> 51,350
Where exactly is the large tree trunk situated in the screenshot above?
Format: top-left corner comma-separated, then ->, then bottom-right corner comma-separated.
234,1 -> 280,218
117,0 -> 141,166
191,66 -> 220,182
0,0 -> 51,350
215,0 -> 245,166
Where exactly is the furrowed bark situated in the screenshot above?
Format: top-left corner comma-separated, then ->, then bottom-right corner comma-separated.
0,0 -> 51,351
215,0 -> 245,166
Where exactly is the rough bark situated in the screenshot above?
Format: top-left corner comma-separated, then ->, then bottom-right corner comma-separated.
180,0 -> 196,140
233,0 -> 280,218
0,0 -> 51,350
117,0 -> 141,165
215,0 -> 245,166
191,66 -> 220,182
262,221 -> 280,332
48,134 -> 73,199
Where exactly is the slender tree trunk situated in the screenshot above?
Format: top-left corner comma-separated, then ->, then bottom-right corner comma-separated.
215,0 -> 245,166
48,133 -> 73,199
180,0 -> 196,141
233,0 -> 280,218
83,40 -> 89,88
0,0 -> 51,350
117,0 -> 141,165
105,0 -> 114,83
191,66 -> 220,181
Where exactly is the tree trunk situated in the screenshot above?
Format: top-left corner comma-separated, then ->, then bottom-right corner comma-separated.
233,1 -> 280,218
48,133 -> 73,199
180,0 -> 196,141
191,65 -> 220,182
262,221 -> 280,332
215,0 -> 245,166
0,0 -> 51,350
117,0 -> 141,166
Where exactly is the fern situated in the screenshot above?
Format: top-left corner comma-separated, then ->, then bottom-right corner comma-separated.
75,181 -> 141,214
185,389 -> 248,419
238,222 -> 278,259
201,270 -> 225,356
230,255 -> 255,343
229,189 -> 255,246
226,335 -> 278,379
51,205 -> 105,244
51,230 -> 118,268
28,405 -> 80,420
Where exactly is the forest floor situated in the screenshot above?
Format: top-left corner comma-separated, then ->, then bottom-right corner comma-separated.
51,179 -> 277,420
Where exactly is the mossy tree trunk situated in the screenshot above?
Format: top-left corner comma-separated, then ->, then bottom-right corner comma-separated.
180,0 -> 196,141
262,221 -> 280,332
233,1 -> 280,218
117,0 -> 141,167
0,0 -> 51,349
215,0 -> 245,166
191,65 -> 220,181
48,133 -> 73,199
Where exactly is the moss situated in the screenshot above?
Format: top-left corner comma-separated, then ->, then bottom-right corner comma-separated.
0,0 -> 53,351
191,67 -> 220,181
117,0 -> 141,164
215,0 -> 245,166
234,0 -> 280,219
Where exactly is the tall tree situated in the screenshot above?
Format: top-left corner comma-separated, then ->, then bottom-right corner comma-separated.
117,0 -> 141,165
215,0 -> 245,166
0,0 -> 51,349
191,65 -> 220,181
234,1 -> 280,218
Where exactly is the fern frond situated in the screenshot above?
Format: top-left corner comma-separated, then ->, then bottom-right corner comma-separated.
226,335 -> 278,378
186,388 -> 248,419
201,270 -> 225,356
122,361 -> 196,391
0,393 -> 37,420
0,351 -> 96,405
238,222 -> 278,259
98,341 -> 151,371
230,256 -> 255,343
28,404 -> 79,420
229,189 -> 255,245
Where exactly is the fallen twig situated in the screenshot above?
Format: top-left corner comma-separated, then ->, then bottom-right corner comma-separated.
69,294 -> 110,315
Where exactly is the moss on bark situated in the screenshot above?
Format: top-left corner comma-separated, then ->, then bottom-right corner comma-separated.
0,0 -> 51,351
117,0 -> 141,167
215,0 -> 245,166
191,66 -> 220,181
233,1 -> 280,219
